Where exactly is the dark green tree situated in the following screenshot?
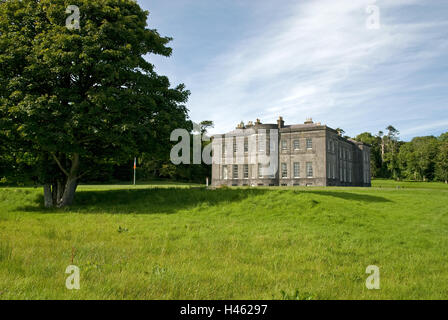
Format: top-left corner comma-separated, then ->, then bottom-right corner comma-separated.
354,132 -> 382,177
398,136 -> 438,181
383,125 -> 401,179
435,133 -> 448,183
335,128 -> 345,136
0,0 -> 190,207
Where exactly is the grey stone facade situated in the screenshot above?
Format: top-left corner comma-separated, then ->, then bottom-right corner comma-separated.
211,117 -> 371,187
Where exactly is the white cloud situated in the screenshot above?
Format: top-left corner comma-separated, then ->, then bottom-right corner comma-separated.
182,0 -> 447,138
400,120 -> 448,137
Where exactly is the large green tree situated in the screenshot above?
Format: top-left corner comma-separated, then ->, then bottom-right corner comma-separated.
0,0 -> 190,207
398,136 -> 438,181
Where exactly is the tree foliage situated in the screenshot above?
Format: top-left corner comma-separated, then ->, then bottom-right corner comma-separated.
354,126 -> 448,183
0,0 -> 190,206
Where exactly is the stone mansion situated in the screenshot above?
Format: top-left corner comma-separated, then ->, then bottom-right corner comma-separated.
211,117 -> 371,187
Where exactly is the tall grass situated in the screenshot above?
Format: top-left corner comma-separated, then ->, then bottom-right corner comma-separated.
0,182 -> 447,299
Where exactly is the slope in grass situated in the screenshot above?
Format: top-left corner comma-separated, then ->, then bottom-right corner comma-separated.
0,182 -> 447,299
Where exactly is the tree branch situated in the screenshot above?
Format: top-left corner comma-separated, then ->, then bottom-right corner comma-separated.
51,153 -> 69,177
76,170 -> 89,180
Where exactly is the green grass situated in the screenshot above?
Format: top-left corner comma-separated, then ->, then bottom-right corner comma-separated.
372,178 -> 448,190
0,180 -> 447,299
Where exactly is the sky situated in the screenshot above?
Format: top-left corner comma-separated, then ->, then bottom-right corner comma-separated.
139,0 -> 448,141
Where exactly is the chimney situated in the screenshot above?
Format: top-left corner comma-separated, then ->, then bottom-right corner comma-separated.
304,117 -> 314,124
236,121 -> 245,129
277,116 -> 285,128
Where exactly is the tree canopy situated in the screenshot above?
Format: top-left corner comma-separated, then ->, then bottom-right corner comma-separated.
0,0 -> 191,206
354,126 -> 448,183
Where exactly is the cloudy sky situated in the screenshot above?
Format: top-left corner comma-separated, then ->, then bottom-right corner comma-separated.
140,0 -> 448,140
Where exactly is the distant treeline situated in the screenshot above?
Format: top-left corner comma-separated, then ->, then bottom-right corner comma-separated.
351,126 -> 448,183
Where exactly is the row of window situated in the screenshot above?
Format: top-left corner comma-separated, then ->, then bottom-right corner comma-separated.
281,138 -> 312,151
221,162 -> 313,179
223,137 -> 313,154
230,183 -> 314,187
281,162 -> 313,178
326,160 -> 352,182
327,139 -> 352,161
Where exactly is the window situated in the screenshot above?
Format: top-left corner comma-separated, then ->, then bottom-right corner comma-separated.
267,162 -> 275,178
244,139 -> 248,153
293,140 -> 300,150
281,163 -> 288,178
329,161 -> 333,179
306,162 -> 313,178
232,165 -> 238,179
258,163 -> 263,178
306,138 -> 312,149
233,138 -> 237,153
281,140 -> 287,151
293,162 -> 300,178
222,166 -> 228,179
243,164 -> 249,179
258,136 -> 265,152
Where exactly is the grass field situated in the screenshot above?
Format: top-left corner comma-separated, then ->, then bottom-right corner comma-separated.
0,179 -> 447,299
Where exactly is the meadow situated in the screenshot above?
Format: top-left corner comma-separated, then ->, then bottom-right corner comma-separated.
0,179 -> 447,299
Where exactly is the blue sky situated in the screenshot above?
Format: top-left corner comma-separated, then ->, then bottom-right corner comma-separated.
139,0 -> 448,140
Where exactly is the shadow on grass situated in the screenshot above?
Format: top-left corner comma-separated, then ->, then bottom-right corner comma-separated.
303,190 -> 391,203
17,187 -> 269,214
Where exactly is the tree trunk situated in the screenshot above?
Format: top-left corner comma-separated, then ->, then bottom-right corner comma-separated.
44,153 -> 81,208
43,184 -> 53,208
58,177 -> 78,208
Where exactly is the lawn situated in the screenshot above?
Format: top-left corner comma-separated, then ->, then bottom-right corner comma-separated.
0,180 -> 447,299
